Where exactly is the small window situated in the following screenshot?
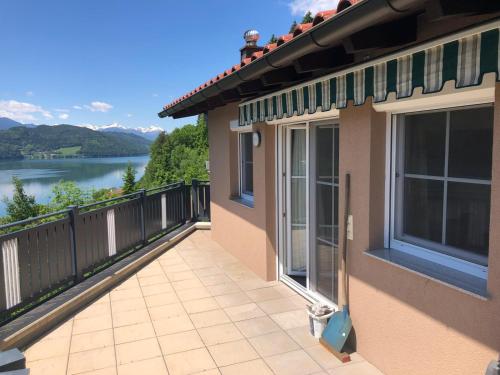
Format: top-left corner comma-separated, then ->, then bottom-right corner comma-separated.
391,105 -> 493,270
239,132 -> 254,202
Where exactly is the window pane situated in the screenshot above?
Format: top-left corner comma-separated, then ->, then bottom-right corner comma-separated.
316,127 -> 333,183
448,107 -> 493,180
291,226 -> 307,272
404,112 -> 447,176
334,127 -> 339,183
316,242 -> 338,304
316,183 -> 332,243
244,163 -> 253,194
402,177 -> 443,243
243,133 -> 253,162
291,129 -> 306,176
446,182 -> 490,257
291,178 -> 306,225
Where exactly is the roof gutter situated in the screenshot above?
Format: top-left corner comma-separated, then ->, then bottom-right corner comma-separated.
159,0 -> 427,118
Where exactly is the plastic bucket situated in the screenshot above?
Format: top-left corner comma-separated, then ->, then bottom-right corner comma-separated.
308,310 -> 334,338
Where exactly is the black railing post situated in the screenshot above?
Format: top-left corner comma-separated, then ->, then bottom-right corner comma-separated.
191,179 -> 199,222
68,205 -> 81,281
139,189 -> 147,245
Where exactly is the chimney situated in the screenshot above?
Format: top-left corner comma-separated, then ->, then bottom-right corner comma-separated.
240,29 -> 263,62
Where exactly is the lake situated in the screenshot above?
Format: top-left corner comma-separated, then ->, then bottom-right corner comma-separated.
0,155 -> 150,217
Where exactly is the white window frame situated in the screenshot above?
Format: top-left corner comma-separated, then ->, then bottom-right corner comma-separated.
386,106 -> 492,280
238,131 -> 254,203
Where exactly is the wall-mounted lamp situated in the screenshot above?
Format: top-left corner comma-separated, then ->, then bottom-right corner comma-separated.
252,131 -> 261,147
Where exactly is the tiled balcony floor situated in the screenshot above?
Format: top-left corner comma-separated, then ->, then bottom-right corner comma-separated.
24,229 -> 383,375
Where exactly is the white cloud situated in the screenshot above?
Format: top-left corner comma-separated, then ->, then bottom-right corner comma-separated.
59,113 -> 69,120
152,93 -> 159,97
84,101 -> 113,113
25,91 -> 34,97
288,0 -> 338,15
126,113 -> 133,118
0,100 -> 52,122
73,105 -> 83,110
55,108 -> 70,113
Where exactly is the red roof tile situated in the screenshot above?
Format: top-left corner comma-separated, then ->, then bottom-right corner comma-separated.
163,0 -> 360,112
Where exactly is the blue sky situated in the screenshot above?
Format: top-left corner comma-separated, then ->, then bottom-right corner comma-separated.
0,0 -> 334,132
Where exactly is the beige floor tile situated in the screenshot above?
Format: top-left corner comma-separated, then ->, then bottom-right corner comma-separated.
219,359 -> 274,375
25,336 -> 70,361
327,361 -> 384,375
190,309 -> 230,328
197,323 -> 243,346
264,349 -> 322,375
70,329 -> 114,353
137,264 -> 164,277
224,303 -> 266,322
27,355 -> 68,375
165,270 -> 198,282
182,297 -> 219,314
110,288 -> 143,302
138,274 -> 169,287
236,278 -> 279,291
118,357 -> 168,375
192,369 -> 221,375
176,287 -> 212,302
113,308 -> 151,327
72,314 -> 113,335
207,339 -> 259,367
142,283 -> 174,296
270,309 -> 309,330
111,297 -> 147,313
152,314 -> 194,336
249,330 -> 300,357
207,282 -> 241,296
163,263 -> 191,273
157,330 -> 204,355
235,316 -> 282,338
306,345 -> 344,370
245,286 -> 287,302
78,366 -> 117,375
214,292 -> 252,308
148,303 -> 186,320
257,297 -> 304,315
165,348 -> 217,375
287,326 -> 319,348
67,346 -> 116,374
114,276 -> 140,291
172,278 -> 204,291
115,337 -> 162,365
194,267 -> 224,277
199,274 -> 232,286
144,291 -> 179,307
114,322 -> 156,345
75,302 -> 112,320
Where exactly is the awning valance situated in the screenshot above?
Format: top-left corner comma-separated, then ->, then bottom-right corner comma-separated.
239,25 -> 500,126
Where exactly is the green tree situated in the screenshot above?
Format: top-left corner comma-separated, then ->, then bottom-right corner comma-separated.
3,177 -> 40,221
302,11 -> 313,23
122,162 -> 137,194
289,20 -> 298,33
268,34 -> 278,44
50,181 -> 90,210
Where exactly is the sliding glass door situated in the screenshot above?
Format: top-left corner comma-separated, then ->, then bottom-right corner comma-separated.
280,122 -> 339,304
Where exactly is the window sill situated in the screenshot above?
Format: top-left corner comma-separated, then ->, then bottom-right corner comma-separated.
365,248 -> 489,300
230,196 -> 254,208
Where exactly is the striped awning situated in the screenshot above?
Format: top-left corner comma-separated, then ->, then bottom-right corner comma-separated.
239,25 -> 500,126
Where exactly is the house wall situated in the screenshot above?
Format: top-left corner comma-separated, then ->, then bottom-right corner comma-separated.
338,91 -> 500,375
207,103 -> 277,281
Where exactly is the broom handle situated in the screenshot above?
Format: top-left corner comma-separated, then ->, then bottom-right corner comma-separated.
342,173 -> 351,309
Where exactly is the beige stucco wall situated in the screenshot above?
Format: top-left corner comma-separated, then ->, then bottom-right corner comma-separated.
207,103 -> 276,281
338,91 -> 500,375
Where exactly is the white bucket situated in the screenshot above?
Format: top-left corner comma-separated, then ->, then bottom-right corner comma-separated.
308,310 -> 334,339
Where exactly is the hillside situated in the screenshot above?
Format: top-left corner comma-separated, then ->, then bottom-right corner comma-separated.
0,125 -> 151,160
0,117 -> 36,130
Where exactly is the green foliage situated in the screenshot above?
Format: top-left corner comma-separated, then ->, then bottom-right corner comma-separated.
140,114 -> 209,188
2,177 -> 40,221
122,163 -> 137,195
49,181 -> 91,210
0,125 -> 151,159
268,34 -> 278,44
289,20 -> 298,33
302,11 -> 313,23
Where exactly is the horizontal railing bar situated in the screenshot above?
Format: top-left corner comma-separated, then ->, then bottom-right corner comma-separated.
79,191 -> 143,210
145,181 -> 184,194
0,209 -> 70,231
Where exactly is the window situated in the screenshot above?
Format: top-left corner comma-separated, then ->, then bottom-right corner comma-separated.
391,105 -> 493,272
239,132 -> 254,202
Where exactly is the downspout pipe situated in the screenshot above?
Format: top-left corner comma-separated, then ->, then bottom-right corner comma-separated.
159,0 -> 427,118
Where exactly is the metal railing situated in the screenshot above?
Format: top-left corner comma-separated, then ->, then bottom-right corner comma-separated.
0,180 -> 210,323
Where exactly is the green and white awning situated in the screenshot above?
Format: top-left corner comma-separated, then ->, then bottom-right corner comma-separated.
239,26 -> 500,126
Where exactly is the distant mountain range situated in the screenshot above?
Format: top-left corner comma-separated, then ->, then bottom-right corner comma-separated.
0,117 -> 163,140
0,123 -> 152,160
